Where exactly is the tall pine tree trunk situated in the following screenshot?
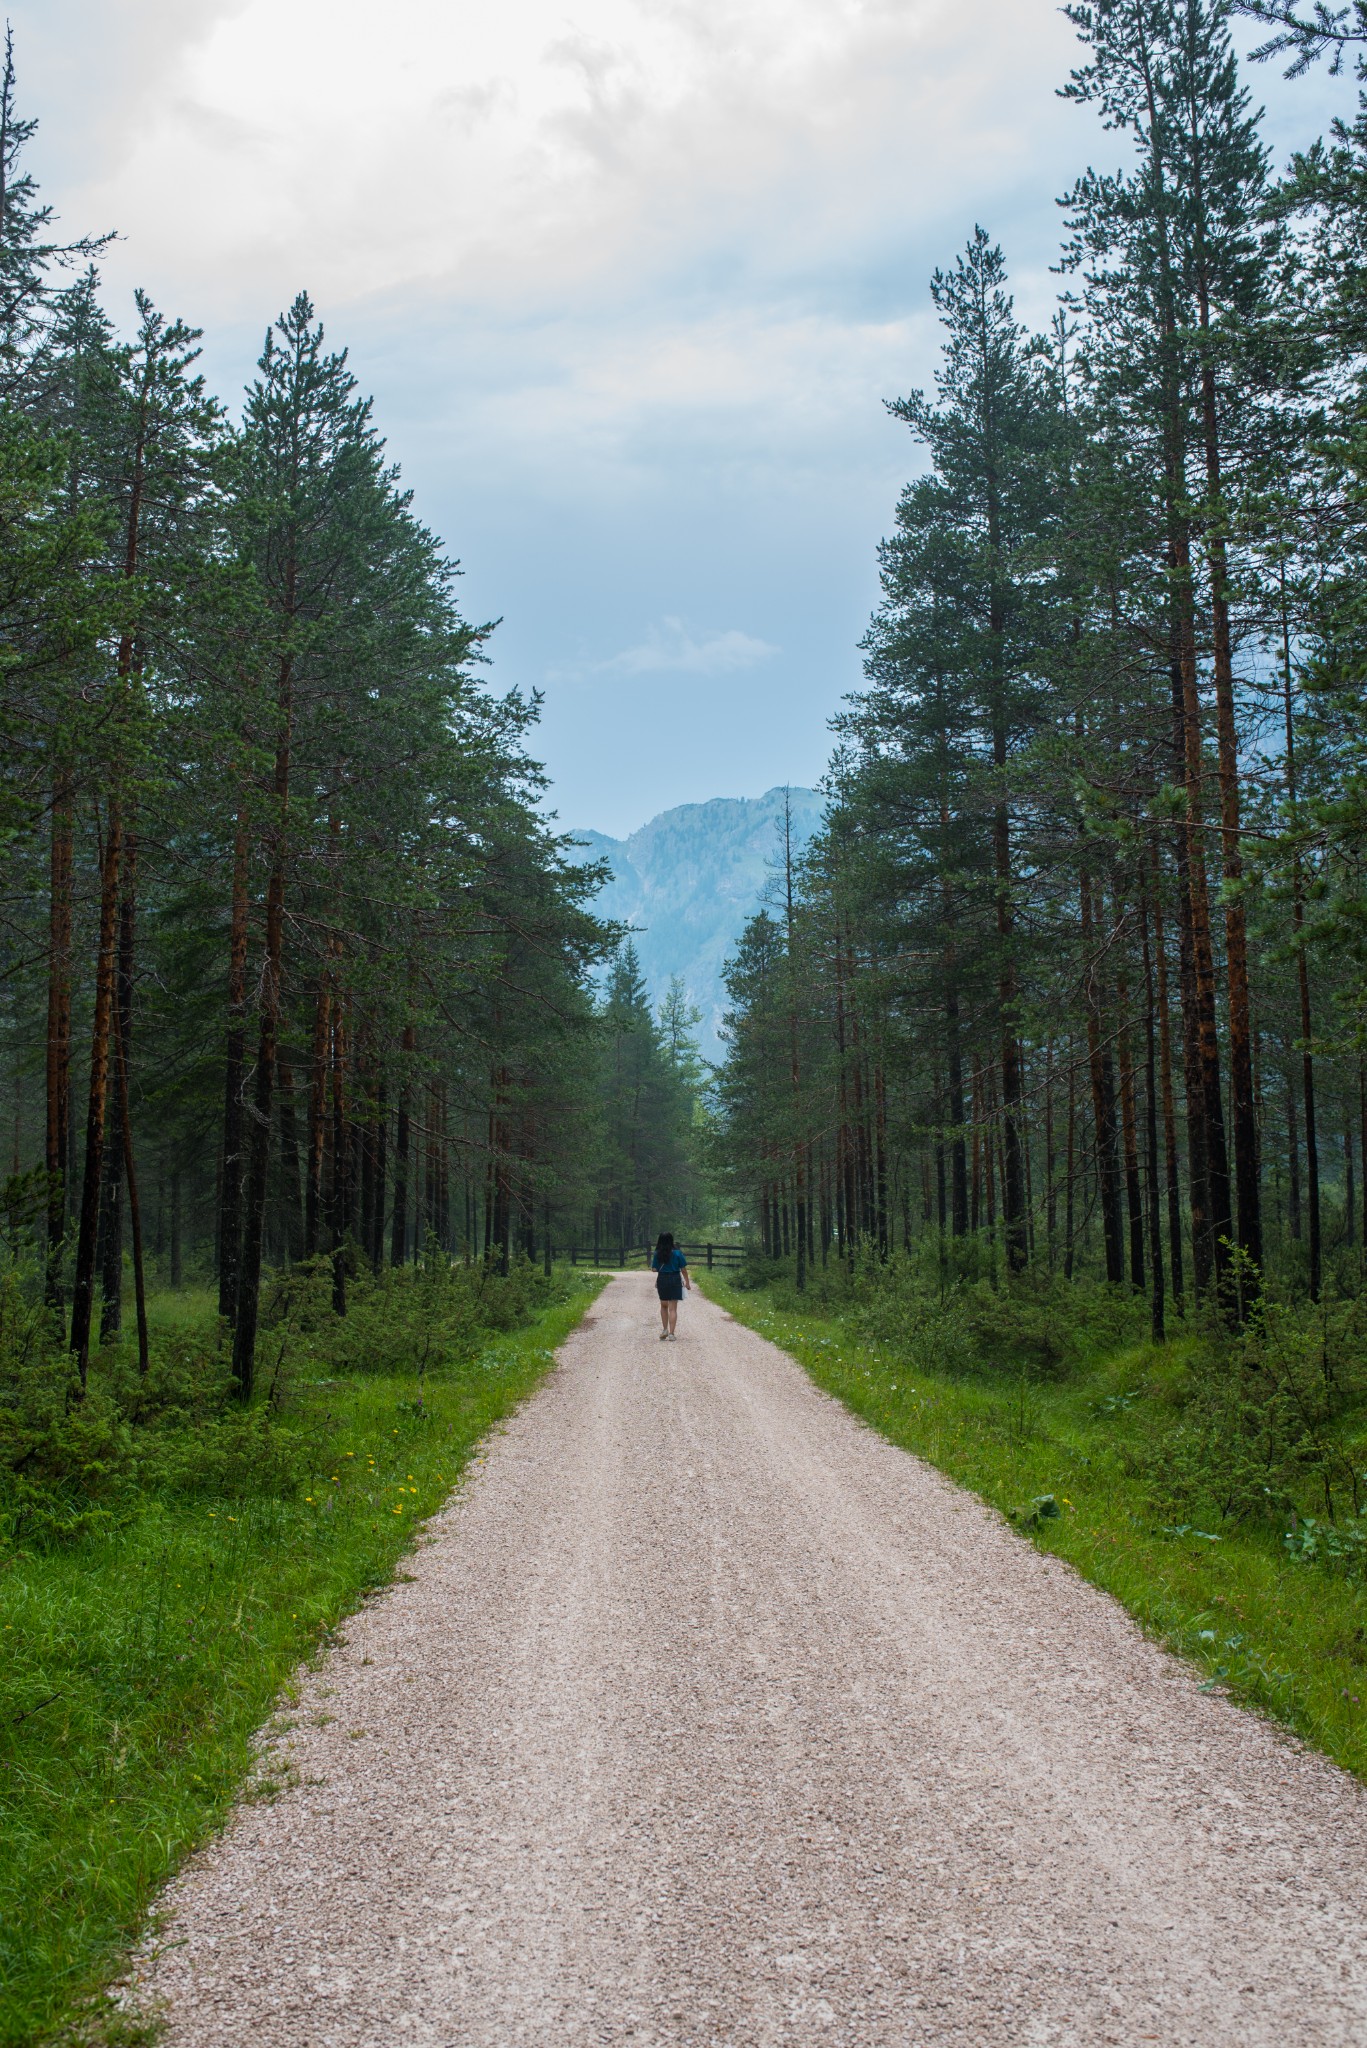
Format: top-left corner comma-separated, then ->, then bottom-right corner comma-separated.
373,1076 -> 388,1272
75,327 -> 156,1370
100,835 -> 139,1342
305,966 -> 331,1258
1044,1041 -> 1057,1271
1117,957 -> 1145,1293
391,1020 -> 414,1267
1138,65 -> 1227,1302
1200,367 -> 1261,1283
1280,575 -> 1321,1297
232,644 -> 293,1401
98,1053 -> 124,1339
218,808 -> 251,1323
1140,897 -> 1166,1344
1174,564 -> 1234,1297
1298,933 -> 1321,1299
1186,54 -> 1263,1289
45,768 -> 74,1308
1081,868 -> 1125,1284
1064,1053 -> 1077,1281
944,930 -> 968,1235
1151,850 -> 1185,1308
112,976 -> 149,1373
1286,1061 -> 1302,1242
276,1051 -> 305,1263
69,805 -> 122,1382
330,992 -> 349,1316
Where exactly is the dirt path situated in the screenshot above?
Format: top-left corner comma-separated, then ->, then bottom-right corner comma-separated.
136,1276 -> 1367,2046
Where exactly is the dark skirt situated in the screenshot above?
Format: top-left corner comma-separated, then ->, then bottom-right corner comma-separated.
656,1273 -> 684,1301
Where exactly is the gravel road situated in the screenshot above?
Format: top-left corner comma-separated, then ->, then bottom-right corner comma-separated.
135,1275 -> 1367,2046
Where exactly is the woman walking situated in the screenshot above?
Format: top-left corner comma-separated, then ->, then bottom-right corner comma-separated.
651,1231 -> 691,1339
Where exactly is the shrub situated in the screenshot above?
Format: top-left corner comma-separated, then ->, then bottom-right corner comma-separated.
1143,1291 -> 1367,1528
0,1253 -> 580,1549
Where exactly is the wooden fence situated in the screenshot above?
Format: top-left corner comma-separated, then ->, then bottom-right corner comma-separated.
561,1239 -> 749,1271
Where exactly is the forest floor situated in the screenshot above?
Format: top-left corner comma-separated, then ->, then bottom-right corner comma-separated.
128,1273 -> 1367,2046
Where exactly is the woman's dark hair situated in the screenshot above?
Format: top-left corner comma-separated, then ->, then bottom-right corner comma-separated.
654,1231 -> 675,1259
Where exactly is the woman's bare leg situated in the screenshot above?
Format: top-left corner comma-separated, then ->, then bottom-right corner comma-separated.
659,1298 -> 669,1334
667,1300 -> 679,1335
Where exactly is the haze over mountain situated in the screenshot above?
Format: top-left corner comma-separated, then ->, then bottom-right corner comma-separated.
575,787 -> 823,1058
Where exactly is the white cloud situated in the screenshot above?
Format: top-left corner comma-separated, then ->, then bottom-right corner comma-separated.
553,619 -> 778,681
21,0 -> 1086,322
14,0 -> 1347,835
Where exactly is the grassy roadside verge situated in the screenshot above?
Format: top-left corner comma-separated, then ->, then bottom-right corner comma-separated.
701,1273 -> 1367,1781
0,1271 -> 604,2048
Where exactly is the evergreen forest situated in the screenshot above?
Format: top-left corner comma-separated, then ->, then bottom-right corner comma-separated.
0,39 -> 709,2027
0,27 -> 705,1402
716,0 -> 1367,1339
17,1 -> 1367,2035
695,0 -> 1367,1825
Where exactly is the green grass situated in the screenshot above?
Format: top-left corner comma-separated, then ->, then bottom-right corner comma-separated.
703,1274 -> 1367,1781
0,1273 -> 604,2048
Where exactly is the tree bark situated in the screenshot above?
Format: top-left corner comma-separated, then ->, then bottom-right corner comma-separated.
276,1051 -> 305,1263
1300,952 -> 1320,1299
391,1020 -> 414,1267
945,942 -> 968,1237
305,970 -> 330,1259
112,979 -> 149,1373
1175,597 -> 1234,1296
1189,75 -> 1262,1286
101,835 -> 140,1343
218,808 -> 251,1323
1045,1041 -> 1057,1271
97,1056 -> 124,1340
75,310 -> 158,1369
1280,565 -> 1320,1298
1140,898 -> 1166,1344
1201,391 -> 1261,1281
232,638 -> 293,1400
370,1074 -> 387,1273
330,992 -> 349,1315
69,806 -> 122,1382
1151,858 -> 1185,1308
1081,868 -> 1124,1284
1064,1052 -> 1077,1281
1116,949 -> 1146,1293
44,768 -> 74,1308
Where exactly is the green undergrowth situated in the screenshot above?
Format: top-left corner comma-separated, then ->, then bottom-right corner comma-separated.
702,1266 -> 1367,1784
0,1262 -> 604,2047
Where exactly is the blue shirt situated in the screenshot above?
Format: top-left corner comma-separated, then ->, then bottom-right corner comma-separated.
652,1247 -> 687,1274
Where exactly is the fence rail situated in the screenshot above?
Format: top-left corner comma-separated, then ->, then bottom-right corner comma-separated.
560,1240 -> 750,1271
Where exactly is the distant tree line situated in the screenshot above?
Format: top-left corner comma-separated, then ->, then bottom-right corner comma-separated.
716,0 -> 1367,1328
0,39 -> 702,1395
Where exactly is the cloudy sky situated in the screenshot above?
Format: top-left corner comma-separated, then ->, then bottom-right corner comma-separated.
13,0 -> 1345,835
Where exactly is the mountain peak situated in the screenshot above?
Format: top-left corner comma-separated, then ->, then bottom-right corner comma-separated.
573,787 -> 823,1055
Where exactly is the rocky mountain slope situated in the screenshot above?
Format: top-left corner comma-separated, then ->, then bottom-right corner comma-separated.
572,786 -> 823,1058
